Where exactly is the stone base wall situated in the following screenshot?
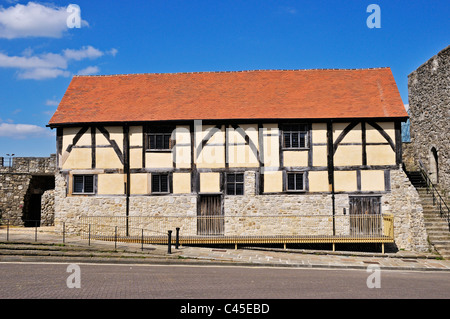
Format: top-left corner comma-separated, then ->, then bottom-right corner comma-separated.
41,189 -> 55,226
0,174 -> 31,225
381,168 -> 429,252
54,173 -> 198,235
223,171 -> 346,237
54,168 -> 429,252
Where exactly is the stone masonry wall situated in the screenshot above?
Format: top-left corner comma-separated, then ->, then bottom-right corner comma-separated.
41,189 -> 55,226
408,45 -> 450,193
0,155 -> 56,225
55,167 -> 429,252
382,168 -> 429,252
0,174 -> 31,225
54,173 -> 197,235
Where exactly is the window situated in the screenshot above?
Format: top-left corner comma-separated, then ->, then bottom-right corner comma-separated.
282,124 -> 308,149
226,173 -> 244,195
151,173 -> 169,193
147,126 -> 174,150
73,175 -> 94,194
286,172 -> 305,191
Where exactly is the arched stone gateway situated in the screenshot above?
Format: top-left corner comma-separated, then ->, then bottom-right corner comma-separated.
0,156 -> 56,226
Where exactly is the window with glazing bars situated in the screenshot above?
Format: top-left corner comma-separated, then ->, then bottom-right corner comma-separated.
73,175 -> 94,194
286,172 -> 305,191
147,126 -> 174,150
151,174 -> 169,193
226,173 -> 244,195
282,124 -> 308,149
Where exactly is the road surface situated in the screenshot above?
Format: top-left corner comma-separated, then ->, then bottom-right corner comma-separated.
0,261 -> 448,315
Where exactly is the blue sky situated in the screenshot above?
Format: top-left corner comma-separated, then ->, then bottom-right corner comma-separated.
0,0 -> 448,157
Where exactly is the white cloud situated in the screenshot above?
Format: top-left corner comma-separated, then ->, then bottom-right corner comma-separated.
0,46 -> 117,80
45,99 -> 59,106
64,46 -> 104,61
0,51 -> 67,69
18,67 -> 70,80
0,123 -> 53,139
108,48 -> 118,57
77,65 -> 100,76
0,2 -> 88,39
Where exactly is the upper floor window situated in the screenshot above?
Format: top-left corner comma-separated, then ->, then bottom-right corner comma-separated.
146,126 -> 174,151
73,175 -> 95,194
226,173 -> 244,195
282,124 -> 309,149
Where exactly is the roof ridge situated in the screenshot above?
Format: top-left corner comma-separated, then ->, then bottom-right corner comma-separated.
74,67 -> 391,77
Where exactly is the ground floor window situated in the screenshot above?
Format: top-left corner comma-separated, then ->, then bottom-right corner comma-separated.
226,173 -> 244,195
151,173 -> 169,193
286,172 -> 305,191
73,175 -> 94,194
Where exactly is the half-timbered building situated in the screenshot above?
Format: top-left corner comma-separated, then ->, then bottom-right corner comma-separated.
48,68 -> 429,252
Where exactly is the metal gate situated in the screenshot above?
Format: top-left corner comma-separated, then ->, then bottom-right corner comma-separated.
349,196 -> 382,236
197,195 -> 224,235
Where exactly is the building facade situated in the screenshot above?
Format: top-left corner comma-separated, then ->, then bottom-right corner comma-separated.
48,68 -> 429,252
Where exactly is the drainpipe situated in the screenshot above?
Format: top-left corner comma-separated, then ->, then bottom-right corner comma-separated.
327,121 -> 336,236
124,124 -> 130,236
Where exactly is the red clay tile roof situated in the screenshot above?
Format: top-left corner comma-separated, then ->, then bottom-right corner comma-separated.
48,68 -> 407,126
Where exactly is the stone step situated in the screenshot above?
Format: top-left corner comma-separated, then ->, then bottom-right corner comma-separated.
421,203 -> 447,208
417,196 -> 448,201
428,236 -> 450,242
426,231 -> 450,238
424,222 -> 449,228
422,209 -> 448,215
411,181 -> 450,260
416,195 -> 448,201
427,234 -> 450,241
423,210 -> 446,214
416,188 -> 449,201
422,205 -> 448,211
433,248 -> 450,256
422,197 -> 447,203
424,220 -> 449,225
422,206 -> 450,212
427,229 -> 450,235
425,226 -> 450,232
432,241 -> 450,247
423,212 -> 449,218
423,213 -> 449,218
423,216 -> 450,223
428,227 -> 450,232
434,250 -> 450,257
426,232 -> 450,237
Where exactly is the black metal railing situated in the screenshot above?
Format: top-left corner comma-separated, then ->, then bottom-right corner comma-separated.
418,160 -> 450,231
0,219 -> 42,242
80,222 -> 179,253
0,219 -> 179,254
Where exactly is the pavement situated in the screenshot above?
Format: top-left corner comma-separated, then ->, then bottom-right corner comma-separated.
1,225 -> 450,271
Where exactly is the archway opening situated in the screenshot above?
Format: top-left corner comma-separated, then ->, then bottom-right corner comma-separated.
22,175 -> 55,227
429,147 -> 439,184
